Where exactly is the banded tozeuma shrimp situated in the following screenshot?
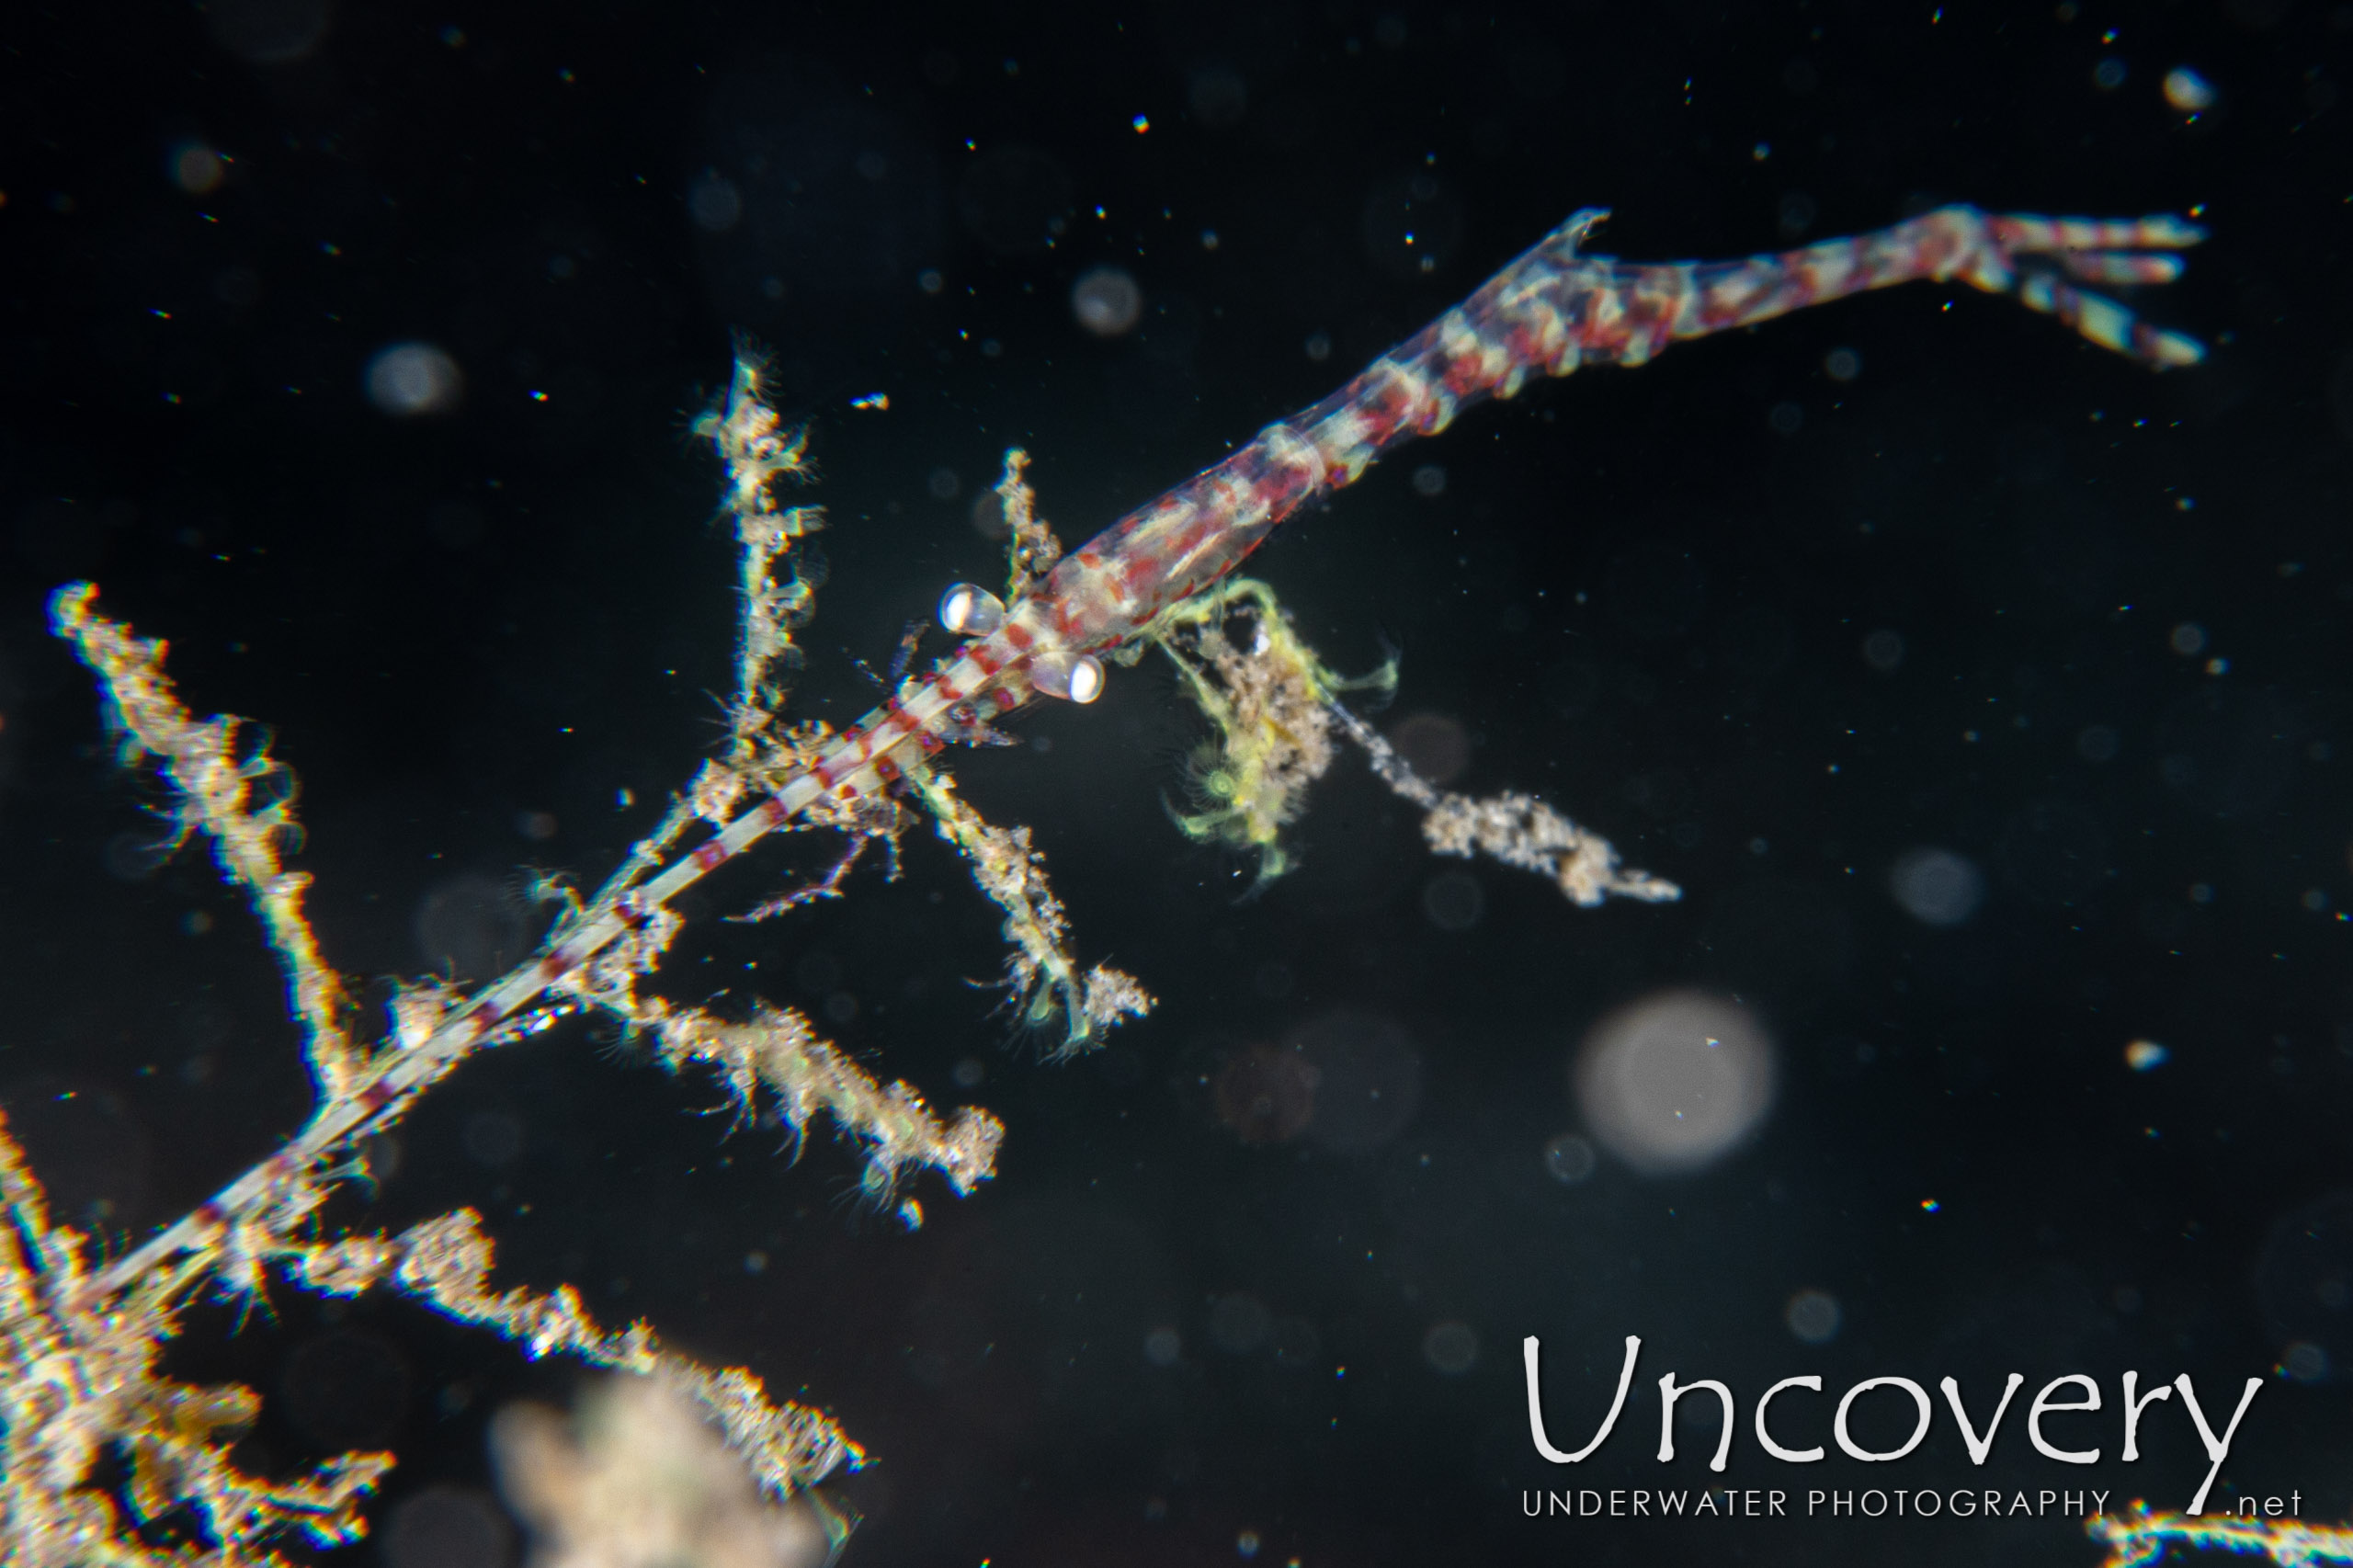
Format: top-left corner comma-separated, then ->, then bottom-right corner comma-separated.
62,199 -> 2203,1312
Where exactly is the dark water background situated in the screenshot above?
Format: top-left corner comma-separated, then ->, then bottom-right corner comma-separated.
4,1 -> 2351,1563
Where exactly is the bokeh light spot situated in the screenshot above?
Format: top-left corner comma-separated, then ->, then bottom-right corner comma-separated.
207,0 -> 331,64
688,170 -> 744,233
2165,66 -> 2219,111
1211,1043 -> 1317,1145
1784,1289 -> 1843,1345
1421,869 -> 1483,931
365,342 -> 464,417
1422,1320 -> 1480,1374
2076,723 -> 2120,763
1889,846 -> 1985,926
1574,991 -> 1775,1176
1209,1292 -> 1272,1353
415,872 -> 529,979
170,142 -> 227,195
1541,1131 -> 1597,1184
1387,710 -> 1471,785
381,1485 -> 512,1568
1292,1011 -> 1422,1153
1071,266 -> 1142,337
1188,66 -> 1247,128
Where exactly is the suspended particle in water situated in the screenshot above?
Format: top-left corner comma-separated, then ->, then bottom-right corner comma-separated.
1209,1292 -> 1272,1354
1143,1326 -> 1183,1366
2125,1039 -> 2169,1071
0,1075 -> 153,1228
1291,1011 -> 1422,1153
207,0 -> 331,64
2076,724 -> 2120,763
215,265 -> 262,308
1422,1320 -> 1480,1374
1212,1042 -> 1318,1144
282,1328 -> 412,1449
2093,58 -> 2127,91
957,143 -> 1074,256
688,170 -> 744,233
1387,710 -> 1471,785
1421,869 -> 1483,931
380,1484 -> 512,1568
1824,347 -> 1862,382
1411,463 -> 1447,496
2170,622 -> 2208,655
169,141 -> 226,195
1270,1316 -> 1321,1366
1861,629 -> 1904,672
463,1110 -> 523,1167
1360,169 -> 1462,279
415,873 -> 529,978
793,950 -> 843,995
969,487 -> 1011,540
1784,1289 -> 1843,1345
1188,65 -> 1247,129
1541,1131 -> 1597,1184
1304,331 -> 1332,362
2282,1341 -> 2329,1382
1574,991 -> 1776,1176
1888,847 -> 1985,927
1071,266 -> 1142,337
2256,1192 -> 2353,1384
2165,66 -> 2218,111
366,343 -> 464,417
927,466 -> 960,500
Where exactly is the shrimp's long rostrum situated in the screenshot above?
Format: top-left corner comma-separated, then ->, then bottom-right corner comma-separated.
80,201 -> 2201,1302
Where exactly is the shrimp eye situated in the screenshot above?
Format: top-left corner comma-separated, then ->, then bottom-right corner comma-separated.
938,583 -> 1006,637
1029,651 -> 1104,705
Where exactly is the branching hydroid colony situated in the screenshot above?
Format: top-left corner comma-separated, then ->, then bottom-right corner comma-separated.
6,202 -> 2206,1562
